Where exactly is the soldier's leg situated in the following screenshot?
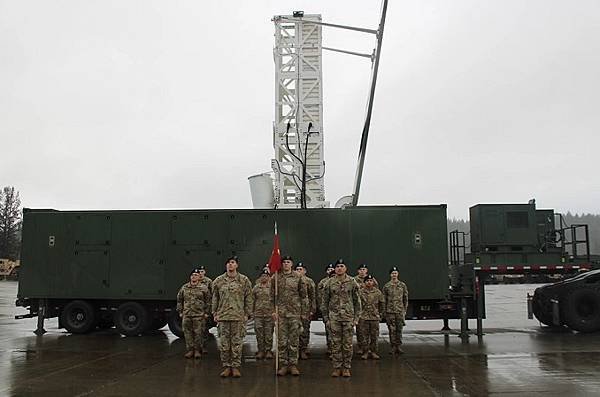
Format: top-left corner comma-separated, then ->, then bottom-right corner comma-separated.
386,314 -> 397,351
255,317 -> 265,353
287,318 -> 301,366
218,321 -> 232,367
265,318 -> 274,353
395,316 -> 404,346
182,317 -> 194,352
357,319 -> 368,354
193,317 -> 205,352
369,320 -> 379,354
230,320 -> 245,369
299,318 -> 309,352
324,320 -> 332,355
341,321 -> 354,369
329,320 -> 343,369
277,318 -> 290,367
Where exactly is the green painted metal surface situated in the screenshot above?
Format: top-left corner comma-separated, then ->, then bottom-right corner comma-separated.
18,205 -> 449,302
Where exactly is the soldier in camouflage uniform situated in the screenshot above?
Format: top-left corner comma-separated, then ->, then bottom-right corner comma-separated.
177,268 -> 211,359
353,264 -> 378,355
253,268 -> 274,360
295,262 -> 316,359
317,263 -> 335,357
358,275 -> 384,359
383,266 -> 409,355
196,266 -> 213,354
212,256 -> 253,378
272,256 -> 308,376
322,259 -> 361,378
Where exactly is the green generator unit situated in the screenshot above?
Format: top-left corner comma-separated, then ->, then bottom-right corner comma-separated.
17,205 -> 457,336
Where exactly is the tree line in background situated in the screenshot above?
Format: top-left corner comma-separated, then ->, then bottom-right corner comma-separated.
0,186 -> 22,260
448,214 -> 600,255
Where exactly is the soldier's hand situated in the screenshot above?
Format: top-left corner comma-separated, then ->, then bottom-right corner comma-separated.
272,312 -> 278,321
214,314 -> 219,323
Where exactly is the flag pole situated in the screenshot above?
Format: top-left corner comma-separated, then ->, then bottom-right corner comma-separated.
274,221 -> 279,376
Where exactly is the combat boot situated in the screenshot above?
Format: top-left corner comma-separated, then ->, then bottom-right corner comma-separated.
277,367 -> 289,376
194,350 -> 202,359
289,365 -> 300,376
342,369 -> 351,377
184,350 -> 194,359
220,367 -> 232,377
361,352 -> 368,360
231,368 -> 241,378
300,351 -> 309,360
396,346 -> 404,354
265,351 -> 274,359
256,351 -> 265,360
331,369 -> 342,377
370,352 -> 380,360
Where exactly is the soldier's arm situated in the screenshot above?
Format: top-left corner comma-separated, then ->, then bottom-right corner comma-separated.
244,278 -> 254,319
321,284 -> 330,322
309,281 -> 317,314
211,283 -> 219,316
403,283 -> 409,314
383,284 -> 389,314
378,291 -> 385,318
352,284 -> 362,324
299,277 -> 309,317
176,287 -> 184,314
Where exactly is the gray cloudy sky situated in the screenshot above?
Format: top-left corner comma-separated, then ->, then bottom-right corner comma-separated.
1,0 -> 599,219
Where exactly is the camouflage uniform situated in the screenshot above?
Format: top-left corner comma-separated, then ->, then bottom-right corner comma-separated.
383,279 -> 409,350
177,282 -> 211,353
272,271 -> 308,368
299,275 -> 316,354
322,275 -> 361,369
212,272 -> 253,368
358,286 -> 384,354
199,276 -> 213,348
353,274 -> 378,352
317,275 -> 334,354
253,280 -> 274,354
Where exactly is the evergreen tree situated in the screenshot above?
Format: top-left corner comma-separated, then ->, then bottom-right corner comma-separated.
0,186 -> 22,260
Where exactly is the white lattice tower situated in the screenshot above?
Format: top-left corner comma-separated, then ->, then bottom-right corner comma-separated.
272,13 -> 328,208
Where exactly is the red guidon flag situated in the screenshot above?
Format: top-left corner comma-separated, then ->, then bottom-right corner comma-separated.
268,222 -> 281,274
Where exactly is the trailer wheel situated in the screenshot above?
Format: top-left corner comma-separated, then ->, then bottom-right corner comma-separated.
564,288 -> 600,333
167,310 -> 184,338
114,302 -> 150,336
61,300 -> 97,334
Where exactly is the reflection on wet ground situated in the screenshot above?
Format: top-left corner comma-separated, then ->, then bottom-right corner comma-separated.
2,281 -> 600,396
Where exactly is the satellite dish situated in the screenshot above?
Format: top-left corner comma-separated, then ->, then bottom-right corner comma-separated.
335,195 -> 354,208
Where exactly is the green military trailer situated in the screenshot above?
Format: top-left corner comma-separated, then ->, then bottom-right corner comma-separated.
17,204 -> 466,337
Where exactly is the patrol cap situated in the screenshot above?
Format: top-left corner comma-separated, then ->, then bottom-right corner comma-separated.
196,265 -> 205,271
334,258 -> 346,266
295,262 -> 305,270
190,268 -> 202,275
357,264 -> 368,270
282,255 -> 293,262
390,266 -> 399,274
326,263 -> 334,271
365,275 -> 374,281
260,268 -> 270,276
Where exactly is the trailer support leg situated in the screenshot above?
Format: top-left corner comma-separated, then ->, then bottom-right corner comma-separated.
460,297 -> 469,340
476,279 -> 484,337
442,318 -> 450,331
34,299 -> 47,336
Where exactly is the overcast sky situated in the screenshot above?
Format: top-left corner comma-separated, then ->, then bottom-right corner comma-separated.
1,0 -> 598,219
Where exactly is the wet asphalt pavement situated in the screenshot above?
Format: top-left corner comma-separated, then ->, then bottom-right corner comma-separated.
2,281 -> 600,396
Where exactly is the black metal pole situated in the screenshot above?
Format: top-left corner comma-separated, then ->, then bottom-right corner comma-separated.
351,0 -> 388,206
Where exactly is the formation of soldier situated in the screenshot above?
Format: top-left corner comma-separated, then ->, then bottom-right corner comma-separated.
176,256 -> 409,378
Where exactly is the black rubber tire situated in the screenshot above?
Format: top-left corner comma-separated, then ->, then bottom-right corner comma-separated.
532,293 -> 555,327
563,288 -> 600,333
61,300 -> 97,334
167,310 -> 184,338
114,302 -> 150,336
